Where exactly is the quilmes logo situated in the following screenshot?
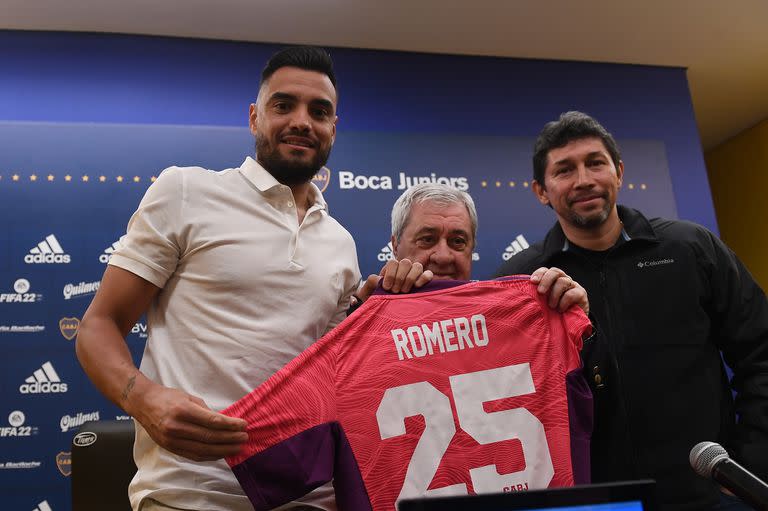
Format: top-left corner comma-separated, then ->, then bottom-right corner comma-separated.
311,167 -> 331,193
63,280 -> 99,300
19,361 -> 68,394
56,451 -> 71,476
502,234 -> 530,261
24,234 -> 71,264
338,170 -> 469,191
0,278 -> 43,303
58,317 -> 80,341
636,258 -> 675,269
1,410 -> 38,438
61,411 -> 100,433
99,240 -> 121,264
31,501 -> 53,511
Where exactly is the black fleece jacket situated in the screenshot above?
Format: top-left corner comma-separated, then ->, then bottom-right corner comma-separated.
497,206 -> 768,510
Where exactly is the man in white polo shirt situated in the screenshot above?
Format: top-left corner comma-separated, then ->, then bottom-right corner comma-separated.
76,46 -> 360,511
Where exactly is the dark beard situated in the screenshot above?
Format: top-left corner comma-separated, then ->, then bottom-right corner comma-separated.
568,201 -> 612,228
255,137 -> 331,187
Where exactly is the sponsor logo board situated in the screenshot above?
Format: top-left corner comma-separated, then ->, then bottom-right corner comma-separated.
58,317 -> 80,341
24,234 -> 71,264
0,460 -> 42,470
19,362 -> 68,394
311,167 -> 331,193
0,278 -> 43,303
99,240 -> 120,263
63,280 -> 100,300
502,234 -> 530,261
131,322 -> 148,339
0,325 -> 45,333
60,411 -> 100,433
377,242 -> 395,262
72,431 -> 97,447
56,451 -> 71,477
1,410 -> 38,437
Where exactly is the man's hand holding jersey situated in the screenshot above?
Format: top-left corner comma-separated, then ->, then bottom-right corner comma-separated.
76,265 -> 248,462
530,266 -> 589,315
352,261 -> 589,316
128,377 -> 248,462
350,258 -> 433,308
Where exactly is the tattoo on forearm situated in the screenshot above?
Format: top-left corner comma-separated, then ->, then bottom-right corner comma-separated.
121,375 -> 136,401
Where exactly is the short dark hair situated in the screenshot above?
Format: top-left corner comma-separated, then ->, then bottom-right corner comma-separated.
260,46 -> 337,90
532,111 -> 621,187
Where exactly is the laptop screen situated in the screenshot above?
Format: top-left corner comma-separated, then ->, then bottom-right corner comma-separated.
514,504 -> 644,511
398,481 -> 656,511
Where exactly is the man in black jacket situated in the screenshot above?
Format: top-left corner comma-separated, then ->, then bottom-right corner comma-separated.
496,111 -> 768,510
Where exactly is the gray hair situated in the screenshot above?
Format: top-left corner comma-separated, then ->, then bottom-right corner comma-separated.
391,183 -> 478,246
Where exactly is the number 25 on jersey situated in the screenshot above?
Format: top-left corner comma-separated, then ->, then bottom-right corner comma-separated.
376,363 -> 555,501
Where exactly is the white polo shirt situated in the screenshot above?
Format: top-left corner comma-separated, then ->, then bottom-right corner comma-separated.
109,157 -> 360,511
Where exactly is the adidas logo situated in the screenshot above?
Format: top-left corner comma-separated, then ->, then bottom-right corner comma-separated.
377,242 -> 395,262
32,501 -> 52,511
19,361 -> 68,394
24,235 -> 71,264
502,235 -> 530,261
99,240 -> 121,263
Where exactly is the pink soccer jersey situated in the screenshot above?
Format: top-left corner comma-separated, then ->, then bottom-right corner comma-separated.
222,277 -> 593,511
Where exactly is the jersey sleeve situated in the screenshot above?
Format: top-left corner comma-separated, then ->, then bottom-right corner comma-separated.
221,328 -> 371,511
562,306 -> 593,370
108,166 -> 184,288
556,305 -> 593,485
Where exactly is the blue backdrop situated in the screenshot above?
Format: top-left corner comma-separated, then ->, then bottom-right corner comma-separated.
0,30 -> 712,511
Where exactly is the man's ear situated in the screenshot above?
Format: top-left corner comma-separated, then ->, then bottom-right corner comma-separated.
390,235 -> 399,258
616,160 -> 624,187
532,179 -> 550,206
248,103 -> 258,137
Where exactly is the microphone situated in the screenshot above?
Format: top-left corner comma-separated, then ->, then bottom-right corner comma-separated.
690,441 -> 768,511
